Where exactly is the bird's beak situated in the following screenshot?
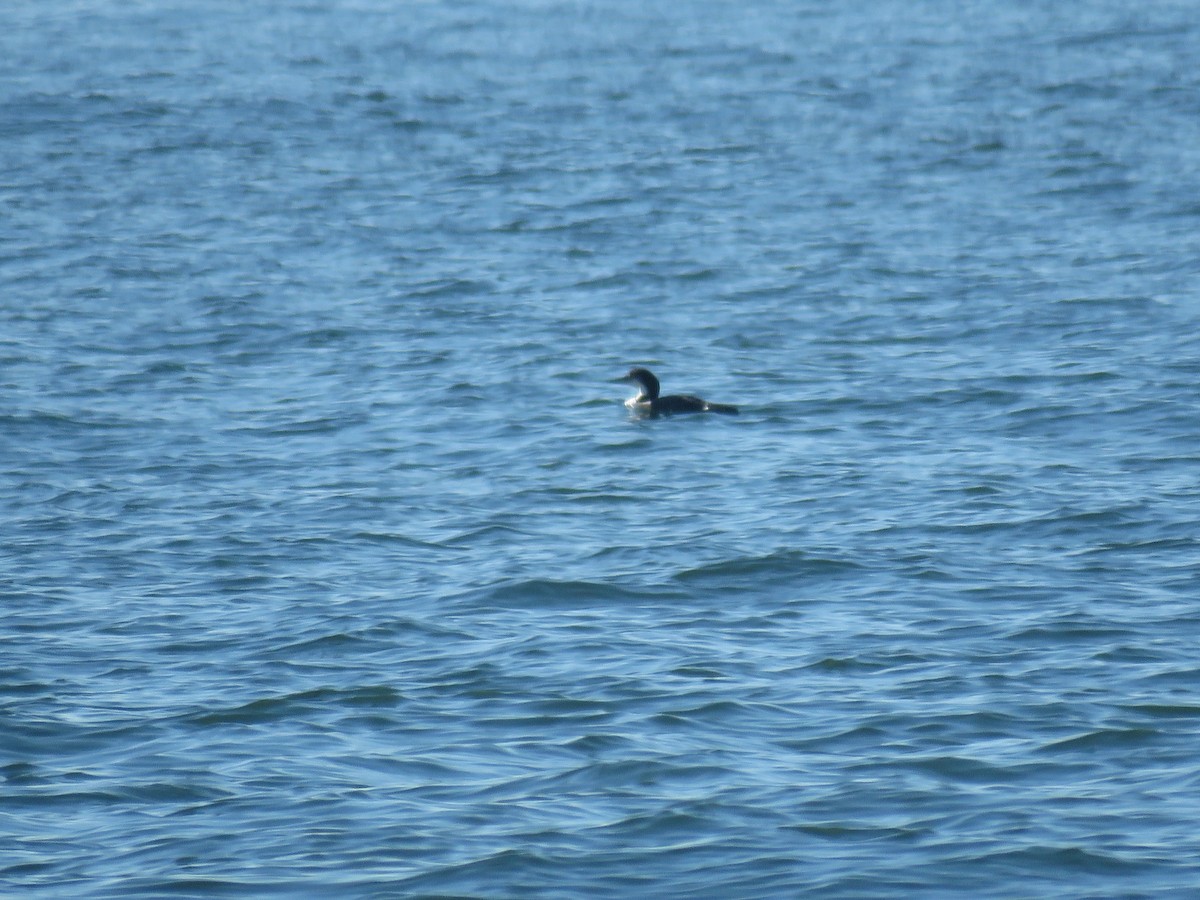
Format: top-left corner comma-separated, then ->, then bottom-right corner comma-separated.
612,374 -> 633,383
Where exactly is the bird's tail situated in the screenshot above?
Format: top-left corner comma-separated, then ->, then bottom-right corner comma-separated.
704,402 -> 739,415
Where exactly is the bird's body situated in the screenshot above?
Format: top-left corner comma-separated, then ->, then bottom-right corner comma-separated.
620,367 -> 739,417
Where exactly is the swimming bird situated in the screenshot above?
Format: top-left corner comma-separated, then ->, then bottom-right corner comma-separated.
619,367 -> 739,417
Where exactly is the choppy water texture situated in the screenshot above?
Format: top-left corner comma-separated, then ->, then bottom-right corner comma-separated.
4,1 -> 1200,896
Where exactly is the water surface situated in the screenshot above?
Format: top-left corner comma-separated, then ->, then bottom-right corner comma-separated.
4,1 -> 1200,896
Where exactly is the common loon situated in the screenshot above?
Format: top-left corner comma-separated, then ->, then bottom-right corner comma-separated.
620,367 -> 739,416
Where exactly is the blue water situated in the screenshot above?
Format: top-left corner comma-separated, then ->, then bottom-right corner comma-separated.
4,1 -> 1200,896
